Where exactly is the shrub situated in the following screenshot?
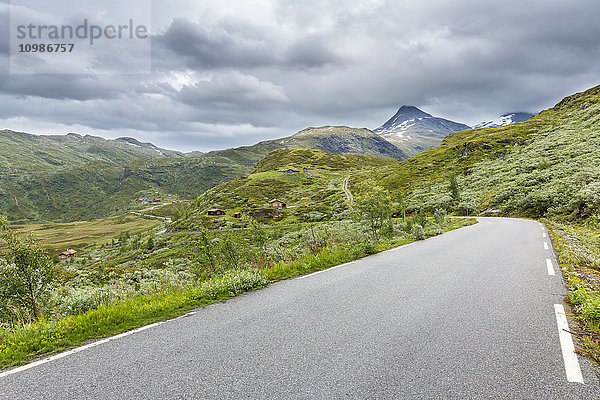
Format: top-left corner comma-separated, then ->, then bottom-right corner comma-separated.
0,218 -> 54,321
412,224 -> 425,240
433,208 -> 447,226
195,269 -> 268,299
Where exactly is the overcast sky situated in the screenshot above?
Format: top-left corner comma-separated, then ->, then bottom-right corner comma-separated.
0,0 -> 599,152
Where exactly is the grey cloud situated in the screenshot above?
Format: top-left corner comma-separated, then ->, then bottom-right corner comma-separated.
2,0 -> 600,151
153,18 -> 275,70
284,35 -> 345,68
152,17 -> 347,71
176,71 -> 288,106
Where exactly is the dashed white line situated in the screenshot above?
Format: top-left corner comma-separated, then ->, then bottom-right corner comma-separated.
554,304 -> 584,383
544,242 -> 549,250
543,232 -> 547,238
546,259 -> 555,276
0,311 -> 196,379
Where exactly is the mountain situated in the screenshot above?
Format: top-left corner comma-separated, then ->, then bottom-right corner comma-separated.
373,106 -> 471,157
197,125 -> 408,172
352,84 -> 600,220
274,126 -> 407,160
0,125 -> 407,223
473,112 -> 533,129
0,130 -> 184,174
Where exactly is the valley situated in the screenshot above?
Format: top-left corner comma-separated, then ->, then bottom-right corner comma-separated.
2,83 -> 600,386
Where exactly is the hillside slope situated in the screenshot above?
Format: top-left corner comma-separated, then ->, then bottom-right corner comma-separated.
355,84 -> 600,220
171,148 -> 400,230
0,130 -> 184,173
0,157 -> 248,222
0,125 -> 406,222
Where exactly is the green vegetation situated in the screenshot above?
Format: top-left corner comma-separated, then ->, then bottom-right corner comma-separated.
0,126 -> 406,224
0,210 -> 475,368
350,84 -> 600,219
0,269 -> 268,369
171,148 -> 399,231
10,214 -> 161,253
547,222 -> 600,364
0,217 -> 54,321
0,156 -> 248,223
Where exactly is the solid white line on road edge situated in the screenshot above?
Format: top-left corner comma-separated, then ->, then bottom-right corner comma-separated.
296,261 -> 355,280
546,259 -> 555,276
0,311 -> 197,379
554,304 -> 584,383
544,242 -> 549,250
543,232 -> 547,238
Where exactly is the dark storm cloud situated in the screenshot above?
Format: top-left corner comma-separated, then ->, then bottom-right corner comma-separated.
153,18 -> 275,69
152,17 -> 346,71
284,35 -> 345,68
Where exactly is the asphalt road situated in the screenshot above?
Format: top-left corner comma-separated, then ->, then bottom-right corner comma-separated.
2,217 -> 599,399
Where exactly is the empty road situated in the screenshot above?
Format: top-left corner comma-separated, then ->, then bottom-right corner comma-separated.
1,217 -> 598,399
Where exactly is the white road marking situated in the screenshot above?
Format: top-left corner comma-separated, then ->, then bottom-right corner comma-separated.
546,259 -> 555,276
554,304 -> 584,383
297,261 -> 355,280
544,242 -> 549,250
543,232 -> 547,238
0,311 -> 197,379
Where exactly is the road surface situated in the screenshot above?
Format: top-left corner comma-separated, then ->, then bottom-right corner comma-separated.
342,176 -> 353,205
1,217 -> 598,399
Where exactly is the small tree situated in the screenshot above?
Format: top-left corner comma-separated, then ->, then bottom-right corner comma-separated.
412,224 -> 425,240
218,231 -> 243,270
146,236 -> 154,251
395,192 -> 407,221
248,217 -> 268,254
354,185 -> 393,241
433,208 -> 447,226
449,176 -> 460,207
191,229 -> 217,277
0,217 -> 54,321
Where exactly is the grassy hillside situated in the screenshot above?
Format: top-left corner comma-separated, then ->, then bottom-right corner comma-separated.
276,126 -> 407,160
0,157 -> 248,222
171,148 -> 399,230
0,125 -> 408,223
10,214 -> 161,254
0,130 -> 183,173
349,84 -> 600,220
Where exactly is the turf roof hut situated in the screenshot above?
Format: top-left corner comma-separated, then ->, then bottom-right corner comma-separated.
277,167 -> 300,174
207,209 -> 226,216
268,199 -> 287,209
59,249 -> 77,260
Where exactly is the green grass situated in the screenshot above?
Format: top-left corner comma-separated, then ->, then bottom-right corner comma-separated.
349,84 -> 600,219
546,220 -> 600,363
172,148 -> 401,230
0,269 -> 268,369
0,217 -> 476,369
10,214 -> 161,254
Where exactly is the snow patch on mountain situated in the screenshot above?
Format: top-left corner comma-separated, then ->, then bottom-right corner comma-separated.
473,112 -> 533,129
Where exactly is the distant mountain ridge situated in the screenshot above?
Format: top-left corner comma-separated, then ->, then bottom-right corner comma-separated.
473,112 -> 533,129
0,130 -> 184,174
274,126 -> 407,160
373,106 -> 471,156
0,124 -> 408,222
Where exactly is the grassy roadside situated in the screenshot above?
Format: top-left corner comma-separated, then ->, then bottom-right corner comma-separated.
0,217 -> 476,370
545,220 -> 600,364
